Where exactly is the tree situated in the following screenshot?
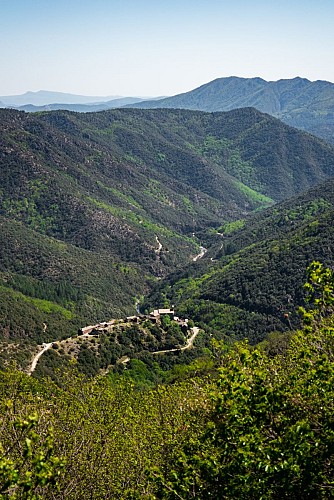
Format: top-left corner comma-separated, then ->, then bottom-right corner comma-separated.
299,260 -> 334,328
151,262 -> 334,498
0,411 -> 64,499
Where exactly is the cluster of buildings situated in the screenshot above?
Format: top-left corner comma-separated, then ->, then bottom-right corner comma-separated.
79,308 -> 189,336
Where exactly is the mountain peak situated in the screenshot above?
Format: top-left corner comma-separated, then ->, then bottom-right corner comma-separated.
126,76 -> 334,144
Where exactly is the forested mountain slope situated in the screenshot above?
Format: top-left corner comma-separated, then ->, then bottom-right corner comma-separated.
0,216 -> 149,345
1,106 -> 334,500
145,178 -> 334,344
128,76 -> 334,144
1,106 -> 334,346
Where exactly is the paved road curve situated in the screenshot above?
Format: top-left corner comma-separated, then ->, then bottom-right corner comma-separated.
151,327 -> 200,355
28,343 -> 53,375
193,246 -> 207,262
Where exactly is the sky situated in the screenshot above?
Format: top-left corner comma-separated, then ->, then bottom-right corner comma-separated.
1,0 -> 333,97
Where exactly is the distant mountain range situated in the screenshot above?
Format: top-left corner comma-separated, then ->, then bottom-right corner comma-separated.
0,90 -> 163,112
1,106 -> 334,345
2,77 -> 334,144
0,90 -> 119,106
10,97 -> 149,113
126,77 -> 334,144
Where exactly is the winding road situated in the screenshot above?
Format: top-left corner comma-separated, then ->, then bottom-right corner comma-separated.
27,235 -> 205,374
27,325 -> 201,373
28,343 -> 53,375
193,246 -> 207,262
151,326 -> 200,355
155,236 -> 163,255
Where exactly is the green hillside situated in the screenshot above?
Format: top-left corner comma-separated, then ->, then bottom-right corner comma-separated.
0,217 -> 149,343
1,266 -> 333,498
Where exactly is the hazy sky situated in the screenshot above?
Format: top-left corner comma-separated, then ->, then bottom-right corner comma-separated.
1,0 -> 333,97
